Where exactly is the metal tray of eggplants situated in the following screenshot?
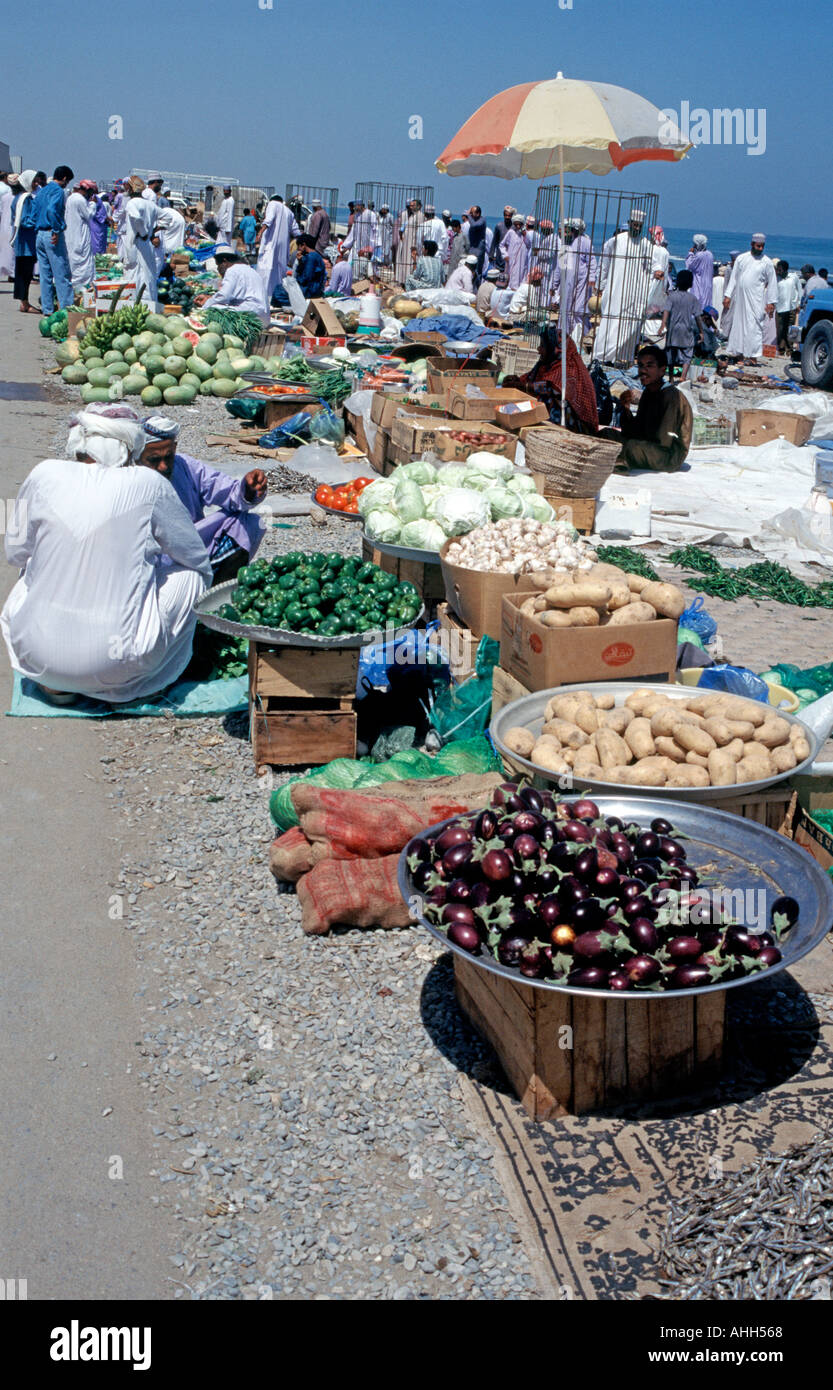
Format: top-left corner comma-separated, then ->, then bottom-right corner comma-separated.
491,680 -> 833,803
399,795 -> 833,999
195,579 -> 424,650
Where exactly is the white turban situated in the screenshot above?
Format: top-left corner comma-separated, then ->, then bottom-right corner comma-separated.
693,233 -> 708,250
67,404 -> 146,468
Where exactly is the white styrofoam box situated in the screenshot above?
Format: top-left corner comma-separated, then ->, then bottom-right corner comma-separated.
814,449 -> 833,494
594,486 -> 652,538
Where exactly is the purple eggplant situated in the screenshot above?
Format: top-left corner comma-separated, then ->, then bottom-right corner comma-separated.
550,842 -> 576,870
436,824 -> 472,856
574,847 -> 599,882
476,809 -> 498,842
572,899 -> 605,932
624,954 -> 661,984
595,867 -> 620,894
519,942 -> 548,978
559,877 -> 590,907
406,837 -> 431,869
623,894 -> 657,921
628,918 -> 660,953
520,786 -> 545,815
567,966 -> 609,989
447,920 -> 481,954
424,884 -> 448,909
538,895 -> 562,927
513,833 -> 541,863
448,878 -> 473,903
498,931 -> 534,967
770,895 -> 799,931
635,830 -> 661,858
573,929 -> 612,961
564,819 -> 593,843
699,928 -> 721,952
513,810 -> 543,837
666,935 -> 704,962
651,816 -> 673,836
481,849 -> 512,882
607,816 -> 624,831
537,868 -> 559,894
725,928 -> 762,957
607,970 -> 633,992
659,836 -> 686,862
620,878 -> 645,900
667,963 -> 711,989
758,945 -> 783,967
571,798 -> 600,821
470,882 -> 493,910
633,859 -> 660,884
677,865 -> 699,885
441,903 -> 476,931
442,843 -> 473,878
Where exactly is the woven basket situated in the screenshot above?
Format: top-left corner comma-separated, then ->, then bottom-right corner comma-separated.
523,426 -> 620,497
492,339 -> 539,377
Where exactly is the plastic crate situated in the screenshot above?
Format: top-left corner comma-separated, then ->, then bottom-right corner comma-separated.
691,415 -> 735,446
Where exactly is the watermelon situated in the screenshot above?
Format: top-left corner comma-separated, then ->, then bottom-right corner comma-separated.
201,331 -> 223,350
121,375 -> 147,396
62,363 -> 88,384
163,384 -> 197,405
212,362 -> 236,380
102,349 -> 124,365
170,336 -> 194,359
106,361 -> 130,378
143,353 -> 168,375
229,356 -> 253,374
223,334 -> 244,350
212,379 -> 238,398
132,331 -> 156,353
81,345 -> 102,360
163,316 -> 189,338
145,313 -> 170,333
163,355 -> 188,378
199,379 -> 215,396
55,339 -> 82,366
195,340 -> 217,364
141,384 -> 163,406
87,367 -> 112,388
152,372 -> 178,390
188,356 -> 213,381
112,333 -> 133,353
182,330 -> 200,347
248,355 -> 267,372
123,347 -> 138,364
81,385 -> 112,403
84,356 -> 106,372
180,373 -> 202,391
151,333 -> 169,349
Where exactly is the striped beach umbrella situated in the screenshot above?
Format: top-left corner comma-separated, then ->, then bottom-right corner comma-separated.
436,74 -> 691,179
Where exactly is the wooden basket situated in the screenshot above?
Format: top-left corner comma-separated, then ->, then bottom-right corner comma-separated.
492,339 -> 539,377
523,425 -> 620,497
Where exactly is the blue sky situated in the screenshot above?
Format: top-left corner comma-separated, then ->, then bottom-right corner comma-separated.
4,0 -> 830,235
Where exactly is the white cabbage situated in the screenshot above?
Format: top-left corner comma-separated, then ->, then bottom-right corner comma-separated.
432,487 -> 490,537
506,473 -> 538,494
486,486 -> 524,520
521,494 -> 556,522
464,451 -> 514,480
395,459 -> 437,485
399,519 -> 447,552
393,477 -> 425,523
364,508 -> 402,543
357,480 -> 395,518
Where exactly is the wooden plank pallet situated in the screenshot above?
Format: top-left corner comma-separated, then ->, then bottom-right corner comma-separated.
454,955 -> 725,1120
248,641 -> 358,772
490,664 -> 796,832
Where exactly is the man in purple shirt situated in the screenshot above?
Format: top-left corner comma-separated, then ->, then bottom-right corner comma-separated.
140,416 -> 267,583
327,245 -> 353,296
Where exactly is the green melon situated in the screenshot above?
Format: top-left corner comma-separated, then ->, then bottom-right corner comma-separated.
229,356 -> 253,374
152,333 -> 169,349
106,361 -> 130,378
143,353 -> 168,375
188,356 -> 213,381
123,347 -> 138,365
195,340 -> 217,364
212,378 -> 238,398
141,384 -> 163,406
163,384 -> 197,405
169,335 -> 194,358
81,385 -> 112,404
180,373 -> 201,391
248,355 -> 267,372
163,316 -> 189,339
223,334 -> 244,350
112,333 -> 133,353
145,313 -> 170,333
132,330 -> 156,353
163,355 -> 187,378
62,363 -> 88,384
102,349 -> 124,365
212,361 -> 236,380
152,372 -> 178,390
55,339 -> 82,366
199,379 -> 215,396
84,356 -> 106,372
201,331 -> 223,348
87,367 -> 112,388
121,375 -> 147,396
81,345 -> 102,360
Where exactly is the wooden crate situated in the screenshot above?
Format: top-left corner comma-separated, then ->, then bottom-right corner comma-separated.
248,641 -> 358,771
361,537 -> 446,609
529,473 -> 597,534
491,665 -> 795,831
436,603 -> 477,683
454,955 -> 725,1119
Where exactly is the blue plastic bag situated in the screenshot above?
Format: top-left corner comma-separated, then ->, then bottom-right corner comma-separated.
697,665 -> 770,703
257,409 -> 316,448
679,595 -> 718,644
357,621 -> 448,696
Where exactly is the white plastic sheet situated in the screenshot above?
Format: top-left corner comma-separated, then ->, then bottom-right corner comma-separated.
754,390 -> 833,440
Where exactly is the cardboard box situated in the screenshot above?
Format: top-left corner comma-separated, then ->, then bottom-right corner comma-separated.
789,776 -> 833,871
371,392 -> 447,430
446,385 -> 545,425
369,424 -> 390,473
494,400 -> 549,432
500,591 -> 678,692
440,542 -> 533,642
736,409 -> 814,448
344,406 -> 369,453
426,357 -> 497,397
390,413 -> 517,463
301,298 -> 346,340
263,397 -> 321,429
528,479 -> 597,534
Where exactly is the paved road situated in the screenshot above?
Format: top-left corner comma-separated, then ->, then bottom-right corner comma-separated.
0,286 -> 171,1299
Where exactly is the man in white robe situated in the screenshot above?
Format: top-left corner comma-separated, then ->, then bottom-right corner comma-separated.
0,174 -> 16,279
553,219 -> 598,343
122,177 -> 159,308
154,206 -> 187,272
372,204 -> 394,270
65,182 -> 96,290
142,175 -> 163,204
594,209 -> 659,365
394,203 -> 425,284
422,205 -> 448,260
256,197 -> 300,301
723,235 -> 777,361
200,246 -> 270,325
217,186 -> 236,246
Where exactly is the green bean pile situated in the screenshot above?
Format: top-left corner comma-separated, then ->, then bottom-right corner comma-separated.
667,546 -> 833,609
271,355 -> 352,405
595,546 -> 661,580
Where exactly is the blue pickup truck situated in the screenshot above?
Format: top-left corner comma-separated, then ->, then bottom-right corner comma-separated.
789,287 -> 833,388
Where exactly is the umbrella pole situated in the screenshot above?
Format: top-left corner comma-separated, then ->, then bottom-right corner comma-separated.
559,147 -> 567,426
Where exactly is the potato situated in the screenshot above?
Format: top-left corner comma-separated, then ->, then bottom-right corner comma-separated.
686,749 -> 710,768
722,697 -> 768,727
606,601 -> 656,625
626,572 -> 651,593
602,706 -> 635,733
642,695 -> 676,720
608,760 -> 667,786
573,704 -> 600,735
624,689 -> 656,713
735,756 -> 770,784
574,760 -> 604,781
674,723 -> 717,757
519,597 -> 538,617
533,595 -> 548,613
544,581 -> 612,608
527,569 -> 558,590
707,750 -> 738,786
724,738 -> 746,761
753,716 -> 791,749
504,727 -> 535,757
561,747 -> 577,767
667,764 -> 710,788
595,727 -> 631,770
545,693 -> 580,723
584,562 -> 629,584
724,718 -> 756,740
639,581 -> 686,620
651,707 -> 686,738
538,610 -> 573,628
703,716 -> 736,748
624,717 -> 655,761
573,744 -> 603,775
606,582 -> 633,611
790,729 -> 811,761
687,694 -> 713,715
543,719 -> 588,749
565,606 -> 599,627
595,693 -> 616,710
655,735 -> 687,763
772,744 -> 798,773
531,743 -> 571,775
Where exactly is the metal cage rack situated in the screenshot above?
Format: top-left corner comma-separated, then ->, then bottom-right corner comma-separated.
351,182 -> 435,284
